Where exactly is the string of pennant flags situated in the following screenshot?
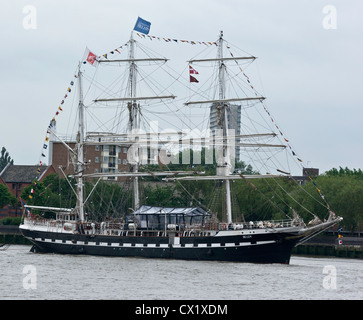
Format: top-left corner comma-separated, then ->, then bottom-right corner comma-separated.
84,43 -> 129,65
28,21 -> 327,208
223,47 -> 331,205
135,32 -> 218,47
195,43 -> 330,207
29,72 -> 78,200
133,18 -> 217,46
133,32 -> 308,168
29,40 -> 134,200
83,35 -> 218,68
27,24 -> 140,201
222,45 -> 305,165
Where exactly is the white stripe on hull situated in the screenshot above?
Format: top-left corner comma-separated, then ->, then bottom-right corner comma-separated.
29,237 -> 276,248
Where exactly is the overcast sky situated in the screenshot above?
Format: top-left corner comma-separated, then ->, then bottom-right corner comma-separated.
1,0 -> 362,174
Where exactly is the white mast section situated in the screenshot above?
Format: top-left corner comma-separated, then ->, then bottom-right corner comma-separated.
82,171 -> 203,179
216,31 -> 233,225
188,56 -> 256,63
76,64 -> 85,222
171,174 -> 284,181
99,58 -> 168,63
83,141 -> 285,148
94,95 -> 176,103
184,97 -> 264,106
128,33 -> 140,210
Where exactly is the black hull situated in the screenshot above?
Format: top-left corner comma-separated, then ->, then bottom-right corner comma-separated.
20,227 -> 300,264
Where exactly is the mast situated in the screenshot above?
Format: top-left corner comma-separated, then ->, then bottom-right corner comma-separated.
76,64 -> 85,222
185,31 -> 264,224
129,32 -> 140,210
92,34 -> 176,211
217,31 -> 233,225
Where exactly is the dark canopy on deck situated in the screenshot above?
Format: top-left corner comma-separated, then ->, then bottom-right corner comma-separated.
130,205 -> 210,229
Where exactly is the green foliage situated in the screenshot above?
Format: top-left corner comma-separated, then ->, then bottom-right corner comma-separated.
0,184 -> 17,208
232,177 -> 299,221
21,173 -> 133,221
306,175 -> 363,232
307,167 -> 363,231
21,173 -> 77,218
0,147 -> 14,171
143,184 -> 180,207
84,180 -> 131,221
234,161 -> 259,175
325,166 -> 363,178
0,217 -> 21,225
22,174 -> 66,205
18,167 -> 363,231
147,148 -> 258,176
259,170 -> 363,232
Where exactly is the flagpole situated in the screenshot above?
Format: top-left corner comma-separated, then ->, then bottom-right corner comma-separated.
218,31 -> 232,225
76,62 -> 85,222
128,31 -> 140,211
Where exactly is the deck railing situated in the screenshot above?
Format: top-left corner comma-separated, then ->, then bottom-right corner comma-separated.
22,216 -> 302,236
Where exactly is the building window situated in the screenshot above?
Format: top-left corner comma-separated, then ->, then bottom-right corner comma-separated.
123,159 -> 127,165
95,157 -> 99,163
109,146 -> 116,156
123,147 -> 127,153
95,145 -> 99,151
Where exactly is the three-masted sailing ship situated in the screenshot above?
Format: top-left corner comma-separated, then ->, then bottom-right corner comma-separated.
19,26 -> 342,264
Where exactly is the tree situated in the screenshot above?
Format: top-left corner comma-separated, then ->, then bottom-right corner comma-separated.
0,184 -> 17,208
21,173 -> 77,219
325,166 -> 363,178
290,173 -> 363,232
0,147 -> 14,171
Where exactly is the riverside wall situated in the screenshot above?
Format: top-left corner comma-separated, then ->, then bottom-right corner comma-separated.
0,225 -> 30,245
293,234 -> 363,259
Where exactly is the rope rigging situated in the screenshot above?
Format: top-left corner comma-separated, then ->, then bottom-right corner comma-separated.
29,34 -> 333,224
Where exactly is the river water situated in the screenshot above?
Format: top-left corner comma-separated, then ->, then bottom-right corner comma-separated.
1,245 -> 362,300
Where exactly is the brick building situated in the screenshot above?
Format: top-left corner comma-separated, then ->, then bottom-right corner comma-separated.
294,167 -> 320,185
53,143 -> 164,178
51,141 -> 131,180
0,164 -> 56,198
0,164 -> 56,218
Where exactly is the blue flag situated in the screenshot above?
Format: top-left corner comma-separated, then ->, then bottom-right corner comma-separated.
133,17 -> 151,34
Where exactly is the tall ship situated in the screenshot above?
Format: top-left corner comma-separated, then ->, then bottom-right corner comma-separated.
19,21 -> 342,263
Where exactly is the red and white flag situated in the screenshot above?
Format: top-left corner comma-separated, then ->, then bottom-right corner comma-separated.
189,75 -> 199,83
189,65 -> 199,75
84,47 -> 98,67
189,65 -> 199,83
